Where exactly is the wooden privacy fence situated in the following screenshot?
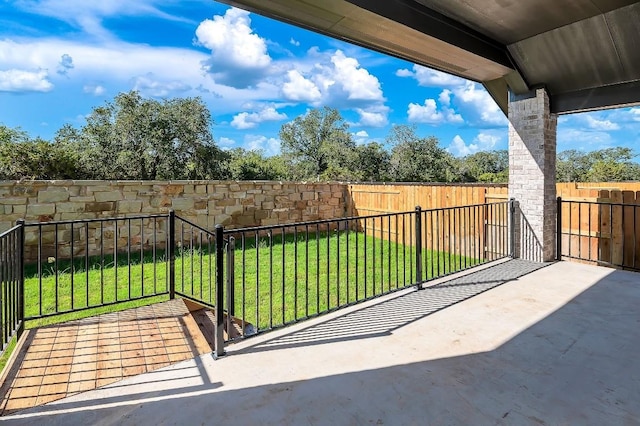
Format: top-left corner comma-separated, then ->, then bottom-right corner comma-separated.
346,184 -> 510,261
347,182 -> 640,270
558,188 -> 640,271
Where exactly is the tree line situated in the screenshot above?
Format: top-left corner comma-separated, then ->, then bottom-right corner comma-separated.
1,91 -> 639,183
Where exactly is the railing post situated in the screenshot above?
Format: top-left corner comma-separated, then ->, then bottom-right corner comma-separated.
16,219 -> 25,337
214,224 -> 226,358
556,197 -> 562,261
509,198 -> 516,258
168,210 -> 176,300
226,236 -> 235,333
415,206 -> 423,289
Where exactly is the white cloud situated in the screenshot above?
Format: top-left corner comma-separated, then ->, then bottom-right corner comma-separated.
15,0 -> 193,39
447,132 -> 502,157
218,137 -> 236,148
355,106 -> 389,127
133,74 -> 191,97
83,84 -> 105,96
352,130 -> 369,145
396,64 -> 465,87
407,98 -> 463,124
290,38 -> 300,47
57,53 -> 74,75
282,70 -> 322,102
329,50 -> 383,101
453,81 -> 506,126
231,106 -> 287,129
281,49 -> 388,125
557,128 -> 613,151
585,115 -> 620,131
196,8 -> 272,88
244,134 -> 280,156
0,69 -> 53,92
439,89 -> 451,106
448,135 -> 474,157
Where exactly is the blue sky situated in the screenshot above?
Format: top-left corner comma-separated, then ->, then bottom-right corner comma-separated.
1,0 -> 638,157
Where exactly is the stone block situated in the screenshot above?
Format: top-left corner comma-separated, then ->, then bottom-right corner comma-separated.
83,202 -> 115,213
57,202 -> 87,213
38,189 -> 69,203
255,210 -> 269,220
95,191 -> 123,202
225,205 -> 244,216
117,200 -> 143,213
163,185 -> 184,195
27,204 -> 55,216
171,198 -> 194,210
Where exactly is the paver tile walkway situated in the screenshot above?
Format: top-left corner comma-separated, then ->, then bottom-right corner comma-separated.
0,299 -> 211,415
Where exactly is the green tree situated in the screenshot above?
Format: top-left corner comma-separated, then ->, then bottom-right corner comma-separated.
0,124 -> 83,180
227,148 -> 288,180
69,91 -> 226,180
459,150 -> 508,182
279,107 -> 356,180
387,125 -> 457,182
557,147 -> 640,182
355,142 -> 391,182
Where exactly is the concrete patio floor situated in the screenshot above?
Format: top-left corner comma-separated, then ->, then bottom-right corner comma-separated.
2,260 -> 639,425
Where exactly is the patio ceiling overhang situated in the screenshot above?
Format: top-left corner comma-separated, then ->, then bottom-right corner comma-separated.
216,0 -> 640,115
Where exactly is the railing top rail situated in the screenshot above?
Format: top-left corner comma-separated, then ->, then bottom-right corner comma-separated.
558,197 -> 639,208
223,201 -> 509,235
22,213 -> 171,227
0,224 -> 22,238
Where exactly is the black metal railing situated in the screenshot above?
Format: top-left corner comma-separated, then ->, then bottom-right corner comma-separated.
558,197 -> 640,271
219,201 -> 512,344
1,200 -> 513,358
23,214 -> 172,320
1,223 -> 24,353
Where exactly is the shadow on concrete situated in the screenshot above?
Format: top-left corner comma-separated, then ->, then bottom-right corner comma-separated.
4,263 -> 639,425
237,259 -> 547,353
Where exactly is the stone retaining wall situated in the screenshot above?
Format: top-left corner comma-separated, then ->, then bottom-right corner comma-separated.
0,180 -> 348,261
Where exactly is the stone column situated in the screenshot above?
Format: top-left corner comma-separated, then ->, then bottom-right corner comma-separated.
508,88 -> 557,262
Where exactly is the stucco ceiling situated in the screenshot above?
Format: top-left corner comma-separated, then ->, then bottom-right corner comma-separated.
216,0 -> 640,115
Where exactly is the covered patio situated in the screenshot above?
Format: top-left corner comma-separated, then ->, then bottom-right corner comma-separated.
2,260 -> 639,424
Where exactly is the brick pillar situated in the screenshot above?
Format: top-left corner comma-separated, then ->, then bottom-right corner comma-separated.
508,88 -> 557,262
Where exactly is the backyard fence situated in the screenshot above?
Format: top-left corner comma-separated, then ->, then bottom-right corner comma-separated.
558,193 -> 640,271
0,200 -> 513,358
0,224 -> 24,354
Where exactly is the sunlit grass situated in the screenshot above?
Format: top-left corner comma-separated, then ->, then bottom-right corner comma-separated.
24,230 -> 480,331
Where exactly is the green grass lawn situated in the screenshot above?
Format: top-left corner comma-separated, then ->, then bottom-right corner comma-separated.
22,230 -> 482,332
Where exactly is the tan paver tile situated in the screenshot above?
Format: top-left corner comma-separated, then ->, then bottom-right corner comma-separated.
73,354 -> 98,364
45,364 -> 72,375
67,380 -> 96,394
122,365 -> 146,376
9,385 -> 41,399
96,368 -> 122,380
12,376 -> 43,388
41,373 -> 70,386
35,393 -> 65,406
4,397 -> 38,413
38,383 -> 67,396
69,370 -> 96,382
17,366 -> 46,378
48,356 -> 74,366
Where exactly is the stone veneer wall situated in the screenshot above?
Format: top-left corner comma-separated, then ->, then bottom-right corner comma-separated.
0,180 -> 348,261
